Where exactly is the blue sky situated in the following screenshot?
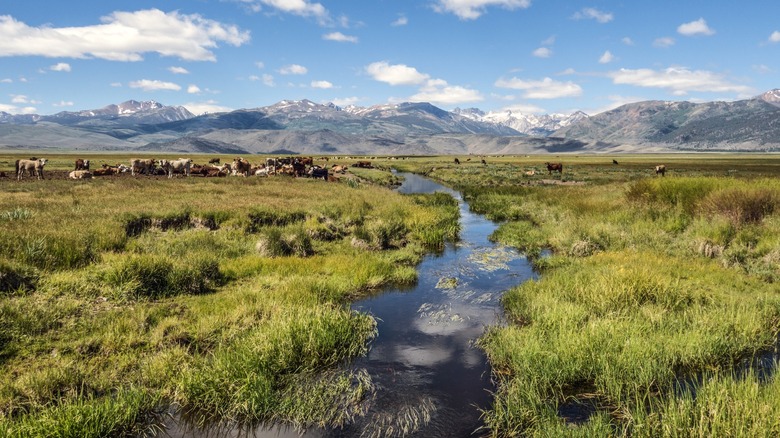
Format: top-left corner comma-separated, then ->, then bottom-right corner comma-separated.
1,0 -> 778,116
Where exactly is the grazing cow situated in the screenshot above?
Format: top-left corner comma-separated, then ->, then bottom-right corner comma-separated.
74,158 -> 90,170
545,162 -> 563,174
655,164 -> 666,177
69,170 -> 93,179
129,158 -> 155,176
208,157 -> 220,164
466,158 -> 472,162
16,158 -> 47,180
160,158 -> 193,178
231,157 -> 251,176
0,171 -> 5,178
612,159 -> 619,165
481,159 -> 487,165
454,158 -> 461,165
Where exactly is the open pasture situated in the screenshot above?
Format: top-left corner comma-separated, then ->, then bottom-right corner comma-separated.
391,153 -> 780,436
0,152 -> 459,436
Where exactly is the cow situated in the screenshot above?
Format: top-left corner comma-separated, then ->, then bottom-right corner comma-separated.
129,158 -> 155,176
307,166 -> 328,180
231,157 -> 251,176
481,159 -> 487,165
74,158 -> 90,170
92,167 -> 115,177
69,170 -> 93,179
524,170 -> 536,177
300,157 -> 313,166
254,166 -> 273,177
160,158 -> 193,178
16,158 -> 47,180
454,158 -> 461,165
545,162 -> 563,174
292,159 -> 307,177
612,159 -> 619,165
331,164 -> 347,174
655,165 -> 666,177
352,161 -> 372,168
204,164 -> 230,177
208,157 -> 221,164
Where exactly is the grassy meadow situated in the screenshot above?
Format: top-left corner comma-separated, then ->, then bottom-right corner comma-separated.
391,153 -> 780,436
0,153 -> 459,436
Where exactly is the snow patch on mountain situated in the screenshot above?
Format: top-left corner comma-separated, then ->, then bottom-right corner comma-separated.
453,108 -> 589,136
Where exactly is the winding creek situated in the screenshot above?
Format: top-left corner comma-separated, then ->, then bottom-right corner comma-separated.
166,173 -> 536,437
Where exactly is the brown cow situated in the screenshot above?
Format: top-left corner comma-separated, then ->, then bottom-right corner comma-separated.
74,159 -> 90,170
231,157 -> 251,176
655,165 -> 666,177
545,162 -> 563,174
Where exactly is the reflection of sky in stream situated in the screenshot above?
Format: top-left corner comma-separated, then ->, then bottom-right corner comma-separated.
164,173 -> 535,438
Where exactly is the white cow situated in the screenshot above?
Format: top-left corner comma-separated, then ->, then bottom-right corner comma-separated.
161,158 -> 193,178
16,158 -> 47,180
69,170 -> 93,179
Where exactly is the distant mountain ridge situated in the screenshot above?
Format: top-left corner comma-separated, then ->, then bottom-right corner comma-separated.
0,91 -> 778,154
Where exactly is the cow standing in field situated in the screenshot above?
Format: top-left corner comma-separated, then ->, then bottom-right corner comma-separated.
545,162 -> 563,175
160,158 -> 193,178
655,165 -> 666,177
16,158 -> 47,180
454,158 -> 460,164
129,158 -> 155,176
231,157 -> 251,176
208,158 -> 220,164
74,159 -> 90,170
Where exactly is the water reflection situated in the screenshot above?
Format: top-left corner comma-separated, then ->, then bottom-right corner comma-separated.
164,173 -> 535,438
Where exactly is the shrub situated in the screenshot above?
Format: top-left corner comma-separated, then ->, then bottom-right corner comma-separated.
255,227 -> 314,257
699,187 -> 779,226
102,254 -> 223,300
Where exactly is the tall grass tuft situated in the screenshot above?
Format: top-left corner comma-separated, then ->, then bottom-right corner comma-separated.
699,187 -> 779,226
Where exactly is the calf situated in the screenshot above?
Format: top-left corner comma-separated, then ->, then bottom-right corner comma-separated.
655,165 -> 666,177
69,170 -> 93,179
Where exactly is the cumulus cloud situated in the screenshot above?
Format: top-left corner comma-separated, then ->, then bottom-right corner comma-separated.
622,37 -> 634,45
770,31 -> 780,43
50,62 -> 71,72
182,100 -> 232,115
532,47 -> 552,58
0,103 -> 36,114
245,0 -> 331,24
677,18 -> 715,36
653,37 -> 675,48
365,61 -> 429,85
187,84 -> 201,94
392,15 -> 408,26
11,95 -> 31,104
323,32 -> 357,43
598,50 -> 614,64
279,64 -> 308,75
250,73 -> 276,87
494,77 -> 583,99
409,81 -> 483,105
128,79 -> 181,91
0,9 -> 249,61
168,66 -> 189,74
572,7 -> 613,23
433,0 -> 531,20
311,80 -> 333,89
52,100 -> 74,107
608,67 -> 753,95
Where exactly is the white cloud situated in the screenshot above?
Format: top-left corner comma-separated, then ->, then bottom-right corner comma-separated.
128,79 -> 181,91
752,64 -> 773,74
329,96 -> 361,107
392,15 -> 408,26
52,100 -> 74,107
311,80 -> 333,89
598,50 -> 614,64
251,73 -> 276,86
0,9 -> 249,62
0,103 -> 36,114
187,84 -> 201,94
168,66 -> 189,74
182,100 -> 232,115
110,82 -> 122,87
494,77 -> 583,99
653,37 -> 675,48
409,80 -> 483,105
770,31 -> 780,43
365,61 -> 429,86
279,64 -> 307,75
608,67 -> 753,95
0,78 -> 11,83
433,0 -> 531,20
255,61 -> 265,69
323,32 -> 357,43
677,18 -> 715,36
50,62 -> 71,72
572,8 -> 613,23
253,0 -> 330,24
622,37 -> 634,46
11,94 -> 29,104
532,47 -> 552,58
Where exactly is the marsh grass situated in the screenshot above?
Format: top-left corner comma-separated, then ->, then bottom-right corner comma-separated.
389,154 -> 780,436
0,155 -> 459,434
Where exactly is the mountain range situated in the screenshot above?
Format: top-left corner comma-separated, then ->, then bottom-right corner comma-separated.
1,91 -> 779,154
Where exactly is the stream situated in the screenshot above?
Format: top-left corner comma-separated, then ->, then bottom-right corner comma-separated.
165,173 -> 535,437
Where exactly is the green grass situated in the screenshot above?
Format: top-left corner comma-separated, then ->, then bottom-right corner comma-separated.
388,154 -> 780,437
0,153 -> 460,434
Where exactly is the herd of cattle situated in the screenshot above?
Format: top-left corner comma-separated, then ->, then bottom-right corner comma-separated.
11,156 -> 358,181
8,156 -> 670,181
